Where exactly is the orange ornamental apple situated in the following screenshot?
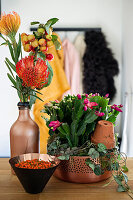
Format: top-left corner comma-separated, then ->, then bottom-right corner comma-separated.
27,34 -> 35,42
37,28 -> 45,34
21,34 -> 29,45
47,41 -> 53,47
31,39 -> 39,48
38,38 -> 46,46
24,44 -> 32,52
40,46 -> 48,52
46,35 -> 52,41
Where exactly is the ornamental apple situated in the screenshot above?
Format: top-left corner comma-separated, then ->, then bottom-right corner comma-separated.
38,38 -> 46,46
31,39 -> 39,48
27,34 -> 35,42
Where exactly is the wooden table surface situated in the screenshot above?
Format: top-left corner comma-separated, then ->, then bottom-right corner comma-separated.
0,158 -> 133,200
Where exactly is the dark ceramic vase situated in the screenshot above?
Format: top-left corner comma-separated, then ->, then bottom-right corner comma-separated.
10,102 -> 39,160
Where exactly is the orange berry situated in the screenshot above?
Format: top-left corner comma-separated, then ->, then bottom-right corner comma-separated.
38,38 -> 46,46
46,35 -> 52,41
40,46 -> 48,52
31,39 -> 39,48
24,44 -> 32,52
27,34 -> 35,42
47,41 -> 53,47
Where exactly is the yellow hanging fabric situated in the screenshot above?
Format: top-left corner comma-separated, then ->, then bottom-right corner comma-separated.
33,34 -> 70,153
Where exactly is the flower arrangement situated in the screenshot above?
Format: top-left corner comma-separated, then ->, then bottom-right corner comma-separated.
0,12 -> 60,107
42,93 -> 133,194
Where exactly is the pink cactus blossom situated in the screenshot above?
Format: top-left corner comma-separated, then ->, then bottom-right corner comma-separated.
84,98 -> 89,104
105,93 -> 109,98
119,104 -> 123,108
49,120 -> 61,131
85,94 -> 88,98
55,100 -> 59,103
84,105 -> 88,111
111,104 -> 123,112
87,101 -> 98,109
95,111 -> 105,117
77,94 -> 82,99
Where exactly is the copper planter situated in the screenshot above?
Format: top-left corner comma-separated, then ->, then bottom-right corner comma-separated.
54,156 -> 111,183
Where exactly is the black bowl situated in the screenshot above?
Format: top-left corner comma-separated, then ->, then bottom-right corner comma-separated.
9,153 -> 60,194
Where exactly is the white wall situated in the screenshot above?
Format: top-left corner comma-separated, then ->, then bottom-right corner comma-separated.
0,0 -> 122,157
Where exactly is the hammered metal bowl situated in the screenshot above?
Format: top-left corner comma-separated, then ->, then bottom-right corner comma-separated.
54,156 -> 111,183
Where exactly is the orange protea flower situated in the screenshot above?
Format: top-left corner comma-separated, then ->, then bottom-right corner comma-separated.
0,11 -> 20,37
16,56 -> 50,89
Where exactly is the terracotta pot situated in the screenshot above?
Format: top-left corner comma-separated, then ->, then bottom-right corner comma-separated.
54,156 -> 111,183
91,120 -> 115,149
10,102 -> 39,161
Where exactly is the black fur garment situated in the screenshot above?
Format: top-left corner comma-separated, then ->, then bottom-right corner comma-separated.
83,31 -> 119,100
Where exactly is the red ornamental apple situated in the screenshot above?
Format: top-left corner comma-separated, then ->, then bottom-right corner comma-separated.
46,35 -> 52,41
46,53 -> 54,61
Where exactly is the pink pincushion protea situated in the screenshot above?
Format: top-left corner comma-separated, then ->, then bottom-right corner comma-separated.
16,56 -> 49,89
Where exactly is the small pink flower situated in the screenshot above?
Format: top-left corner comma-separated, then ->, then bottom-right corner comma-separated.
119,104 -> 123,108
77,94 -> 82,99
84,98 -> 89,104
85,94 -> 88,98
84,105 -> 88,111
87,101 -> 98,109
114,107 -> 123,112
55,100 -> 59,103
95,111 -> 105,117
49,120 -> 61,131
105,93 -> 109,98
91,94 -> 96,97
111,104 -> 123,112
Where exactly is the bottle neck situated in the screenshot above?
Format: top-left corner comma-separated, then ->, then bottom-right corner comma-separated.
18,107 -> 31,121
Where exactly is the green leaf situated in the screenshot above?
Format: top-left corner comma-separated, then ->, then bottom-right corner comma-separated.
37,51 -> 46,60
122,165 -> 128,172
58,155 -> 66,160
58,109 -> 64,121
99,97 -> 109,112
117,185 -> 127,192
5,61 -> 15,79
30,94 -> 44,102
0,42 -> 8,46
62,123 -> 70,135
7,73 -> 16,87
52,34 -> 58,42
88,148 -> 99,159
5,57 -> 16,72
16,76 -> 22,100
89,163 -> 95,171
97,143 -> 107,153
53,40 -> 61,50
114,175 -> 123,185
107,114 -> 117,124
58,126 -> 67,136
17,34 -> 21,58
7,40 -> 15,62
31,21 -> 40,25
77,123 -> 86,136
94,165 -> 102,176
83,110 -> 98,124
29,91 -> 36,109
121,171 -> 128,184
46,18 -> 59,26
38,60 -> 53,89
